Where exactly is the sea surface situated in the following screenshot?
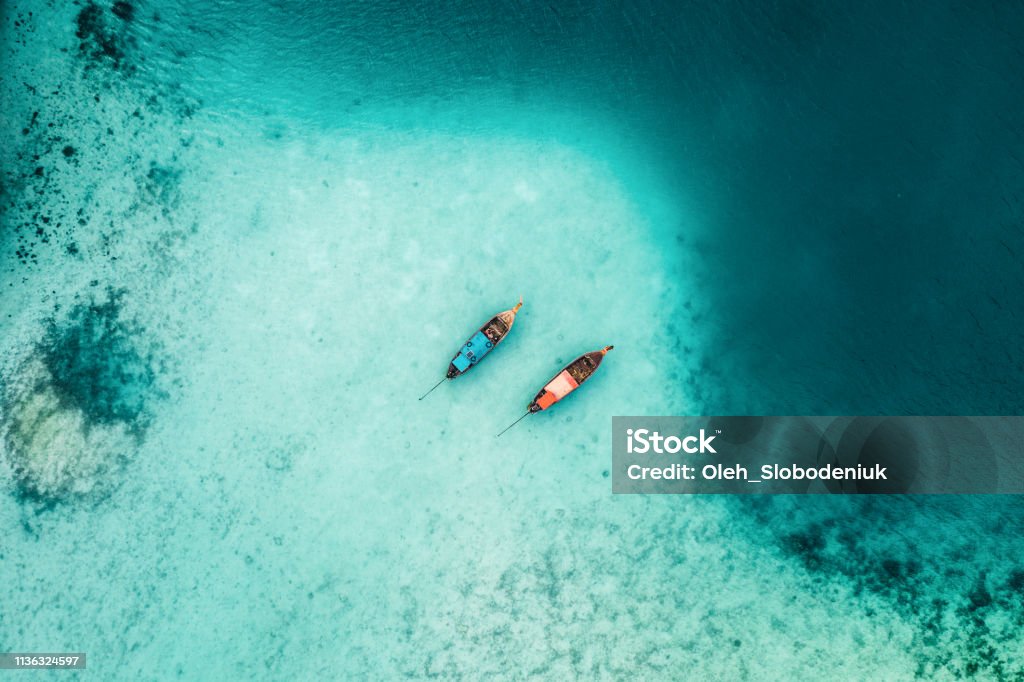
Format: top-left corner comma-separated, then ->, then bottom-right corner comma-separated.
2,1 -> 1023,679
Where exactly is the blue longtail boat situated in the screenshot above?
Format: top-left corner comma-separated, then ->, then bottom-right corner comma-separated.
419,297 -> 523,400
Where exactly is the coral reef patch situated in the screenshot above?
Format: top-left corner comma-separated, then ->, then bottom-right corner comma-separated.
1,288 -> 163,503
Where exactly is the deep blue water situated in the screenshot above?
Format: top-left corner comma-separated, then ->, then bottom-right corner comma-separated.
2,1 -> 1023,679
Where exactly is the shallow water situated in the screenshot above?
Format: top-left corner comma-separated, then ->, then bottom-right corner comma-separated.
2,1 -> 1023,679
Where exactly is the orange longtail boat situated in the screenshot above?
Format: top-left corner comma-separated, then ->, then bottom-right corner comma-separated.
497,346 -> 614,436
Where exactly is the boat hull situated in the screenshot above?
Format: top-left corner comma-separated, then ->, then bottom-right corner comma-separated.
529,347 -> 612,411
447,311 -> 515,378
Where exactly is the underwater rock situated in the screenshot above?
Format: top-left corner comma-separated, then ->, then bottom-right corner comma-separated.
111,1 -> 135,22
75,1 -> 135,73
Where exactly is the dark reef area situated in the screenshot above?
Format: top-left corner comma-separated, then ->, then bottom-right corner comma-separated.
40,287 -> 162,433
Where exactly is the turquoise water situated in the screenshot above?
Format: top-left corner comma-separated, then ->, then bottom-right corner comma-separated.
2,1 -> 1023,679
